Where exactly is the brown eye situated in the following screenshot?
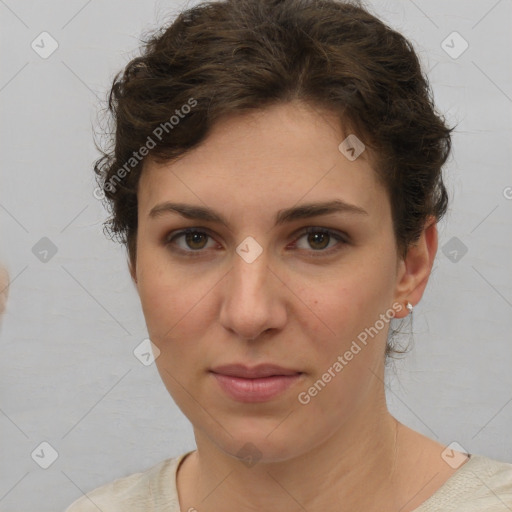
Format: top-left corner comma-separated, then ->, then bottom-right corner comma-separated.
183,231 -> 209,250
164,227 -> 348,258
306,231 -> 331,250
165,228 -> 216,253
293,227 -> 348,255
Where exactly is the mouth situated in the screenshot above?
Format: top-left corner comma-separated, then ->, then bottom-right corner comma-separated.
209,364 -> 304,403
210,363 -> 302,379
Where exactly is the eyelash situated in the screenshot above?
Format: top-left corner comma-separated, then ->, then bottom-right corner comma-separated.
164,227 -> 349,258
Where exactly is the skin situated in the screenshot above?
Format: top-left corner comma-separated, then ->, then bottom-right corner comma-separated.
130,100 -> 468,512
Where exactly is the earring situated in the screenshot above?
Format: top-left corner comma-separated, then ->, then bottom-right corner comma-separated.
406,301 -> 413,314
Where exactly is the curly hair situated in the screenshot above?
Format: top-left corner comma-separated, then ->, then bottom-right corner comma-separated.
94,0 -> 454,360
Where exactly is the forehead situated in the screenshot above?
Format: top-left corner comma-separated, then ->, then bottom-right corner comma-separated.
138,101 -> 389,224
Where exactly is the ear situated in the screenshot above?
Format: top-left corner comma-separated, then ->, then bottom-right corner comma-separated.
393,216 -> 438,318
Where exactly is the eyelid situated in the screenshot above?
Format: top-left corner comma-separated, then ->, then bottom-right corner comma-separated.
290,226 -> 348,256
164,227 -> 219,256
164,226 -> 349,256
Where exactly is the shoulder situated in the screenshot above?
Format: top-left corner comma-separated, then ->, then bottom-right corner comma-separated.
415,453 -> 512,512
63,452 -> 190,512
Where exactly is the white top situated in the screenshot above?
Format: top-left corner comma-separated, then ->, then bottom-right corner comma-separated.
64,452 -> 512,511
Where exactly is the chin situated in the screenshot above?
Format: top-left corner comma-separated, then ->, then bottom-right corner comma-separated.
211,430 -> 310,466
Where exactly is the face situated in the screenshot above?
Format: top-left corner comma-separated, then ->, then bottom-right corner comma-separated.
132,100 -> 412,462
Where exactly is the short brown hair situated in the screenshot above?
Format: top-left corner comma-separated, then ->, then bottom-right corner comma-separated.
95,0 -> 454,359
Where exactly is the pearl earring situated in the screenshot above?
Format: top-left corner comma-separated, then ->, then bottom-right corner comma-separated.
406,301 -> 413,314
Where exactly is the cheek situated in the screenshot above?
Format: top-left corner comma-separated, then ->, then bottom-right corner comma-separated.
135,249 -> 218,366
308,267 -> 390,335
136,241 -> 192,332
138,275 -> 201,346
135,247 -> 185,344
299,250 -> 397,372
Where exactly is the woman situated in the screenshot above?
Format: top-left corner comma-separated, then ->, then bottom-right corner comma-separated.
65,0 -> 512,510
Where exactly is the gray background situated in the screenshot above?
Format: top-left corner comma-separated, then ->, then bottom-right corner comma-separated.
1,0 -> 511,510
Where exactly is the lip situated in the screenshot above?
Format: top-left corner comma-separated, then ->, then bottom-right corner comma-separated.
210,364 -> 303,403
210,363 -> 302,379
211,373 -> 303,403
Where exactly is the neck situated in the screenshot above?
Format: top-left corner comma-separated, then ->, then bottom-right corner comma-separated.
178,388 -> 408,512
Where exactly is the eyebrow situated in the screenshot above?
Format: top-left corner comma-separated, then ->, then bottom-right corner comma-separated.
148,199 -> 368,228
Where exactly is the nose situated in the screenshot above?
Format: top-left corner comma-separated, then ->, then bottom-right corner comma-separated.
218,244 -> 287,341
